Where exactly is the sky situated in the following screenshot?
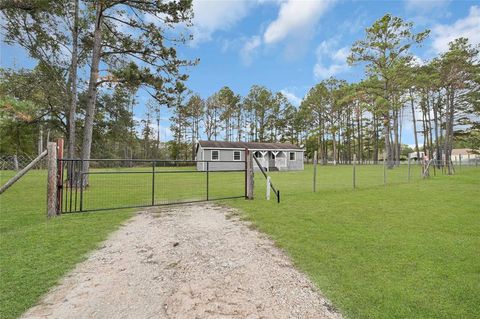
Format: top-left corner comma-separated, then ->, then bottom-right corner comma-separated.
1,0 -> 479,145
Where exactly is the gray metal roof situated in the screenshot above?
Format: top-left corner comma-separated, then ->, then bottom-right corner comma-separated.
198,140 -> 303,150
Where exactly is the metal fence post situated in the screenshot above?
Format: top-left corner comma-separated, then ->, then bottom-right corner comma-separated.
408,157 -> 411,183
244,148 -> 248,199
152,160 -> 155,206
383,152 -> 386,186
313,150 -> 317,192
206,161 -> 209,201
246,149 -> 254,200
80,160 -> 84,212
353,153 -> 356,189
56,139 -> 64,214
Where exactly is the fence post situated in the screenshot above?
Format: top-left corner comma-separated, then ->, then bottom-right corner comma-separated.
152,161 -> 155,206
206,161 -> 209,201
408,157 -> 411,183
383,152 -> 386,186
56,138 -> 63,214
266,176 -> 271,200
47,142 -> 58,217
353,153 -> 356,189
246,149 -> 254,200
313,150 -> 317,192
244,149 -> 247,199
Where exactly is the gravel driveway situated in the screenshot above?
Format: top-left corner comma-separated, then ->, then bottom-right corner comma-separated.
22,203 -> 342,319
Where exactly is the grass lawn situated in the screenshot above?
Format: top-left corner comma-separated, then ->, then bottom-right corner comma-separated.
0,170 -> 133,319
230,165 -> 480,319
1,164 -> 479,318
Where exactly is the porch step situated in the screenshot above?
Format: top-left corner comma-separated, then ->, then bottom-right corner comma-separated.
269,167 -> 279,171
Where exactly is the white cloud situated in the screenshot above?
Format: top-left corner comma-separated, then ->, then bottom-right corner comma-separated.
410,55 -> 426,66
313,39 -> 350,79
263,0 -> 336,44
431,5 -> 480,53
240,36 -> 262,65
280,89 -> 302,106
190,0 -> 256,45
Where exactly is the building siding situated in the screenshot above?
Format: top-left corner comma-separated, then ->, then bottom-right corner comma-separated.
196,145 -> 304,171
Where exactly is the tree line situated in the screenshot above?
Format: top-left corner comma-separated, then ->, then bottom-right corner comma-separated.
1,0 -> 195,182
1,3 -> 479,172
166,15 -> 479,171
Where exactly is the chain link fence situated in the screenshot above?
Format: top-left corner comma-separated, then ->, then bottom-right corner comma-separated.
0,154 -> 47,171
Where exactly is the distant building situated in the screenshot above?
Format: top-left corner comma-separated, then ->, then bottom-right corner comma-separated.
409,149 -> 479,163
450,148 -> 479,162
195,141 -> 305,172
408,151 -> 425,160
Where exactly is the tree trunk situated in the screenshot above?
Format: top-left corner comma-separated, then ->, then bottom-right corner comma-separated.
384,114 -> 393,168
332,130 -> 337,165
67,0 -> 79,160
432,93 -> 441,166
81,2 -> 103,185
410,90 -> 420,161
393,109 -> 399,166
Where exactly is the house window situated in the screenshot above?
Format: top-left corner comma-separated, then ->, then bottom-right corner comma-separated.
289,152 -> 296,161
212,150 -> 219,161
233,151 -> 241,161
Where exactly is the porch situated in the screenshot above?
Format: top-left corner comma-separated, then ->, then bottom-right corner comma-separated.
254,150 -> 287,171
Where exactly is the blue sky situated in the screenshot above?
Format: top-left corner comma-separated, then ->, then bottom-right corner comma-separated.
1,0 -> 479,144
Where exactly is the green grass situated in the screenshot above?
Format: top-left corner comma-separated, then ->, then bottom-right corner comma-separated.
1,164 -> 479,318
0,170 -> 133,319
229,165 -> 480,319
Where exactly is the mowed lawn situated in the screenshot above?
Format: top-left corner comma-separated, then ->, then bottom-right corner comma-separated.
1,164 -> 479,318
0,170 -> 133,319
231,164 -> 480,319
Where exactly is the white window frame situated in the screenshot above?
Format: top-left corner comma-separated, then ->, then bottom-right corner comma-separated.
289,152 -> 296,161
233,150 -> 241,161
211,150 -> 220,161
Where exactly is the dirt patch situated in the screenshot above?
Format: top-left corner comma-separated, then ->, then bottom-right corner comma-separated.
22,203 -> 342,319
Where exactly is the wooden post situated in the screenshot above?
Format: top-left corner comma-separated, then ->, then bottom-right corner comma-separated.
353,153 -> 356,189
313,151 -> 317,192
47,142 -> 58,217
266,176 -> 271,200
246,149 -> 254,200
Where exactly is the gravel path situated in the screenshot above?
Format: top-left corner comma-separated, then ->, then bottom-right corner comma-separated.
22,203 -> 342,319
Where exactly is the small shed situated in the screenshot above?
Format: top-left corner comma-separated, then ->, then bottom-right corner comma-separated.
195,141 -> 304,171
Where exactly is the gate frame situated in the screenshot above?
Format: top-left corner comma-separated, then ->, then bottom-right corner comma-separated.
57,157 -> 250,213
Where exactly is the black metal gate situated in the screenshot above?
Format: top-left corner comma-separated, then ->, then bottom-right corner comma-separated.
58,159 -> 247,213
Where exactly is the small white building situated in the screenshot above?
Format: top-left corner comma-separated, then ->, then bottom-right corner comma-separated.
408,151 -> 425,160
195,141 -> 305,171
